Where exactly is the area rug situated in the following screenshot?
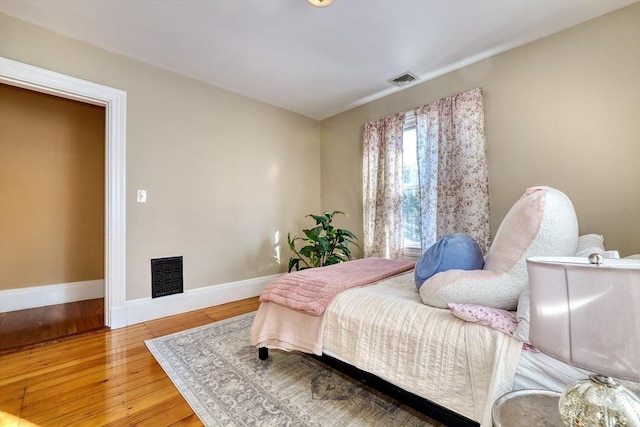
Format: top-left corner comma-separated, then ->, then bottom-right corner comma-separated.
145,312 -> 442,426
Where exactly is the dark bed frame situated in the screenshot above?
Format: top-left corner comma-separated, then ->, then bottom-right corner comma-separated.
258,347 -> 480,427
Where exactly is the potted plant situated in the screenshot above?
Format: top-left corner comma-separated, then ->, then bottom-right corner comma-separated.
287,211 -> 359,272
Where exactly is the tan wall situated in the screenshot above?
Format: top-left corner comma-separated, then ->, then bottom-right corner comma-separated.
0,13 -> 321,300
320,4 -> 640,257
0,84 -> 105,290
1,3 -> 637,303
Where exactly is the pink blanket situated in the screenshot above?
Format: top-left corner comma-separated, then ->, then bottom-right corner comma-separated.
259,257 -> 415,316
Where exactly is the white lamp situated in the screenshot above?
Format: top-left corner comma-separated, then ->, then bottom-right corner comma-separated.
526,256 -> 640,426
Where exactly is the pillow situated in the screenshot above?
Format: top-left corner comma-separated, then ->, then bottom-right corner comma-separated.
449,303 -> 538,351
576,248 -> 620,258
414,233 -> 484,289
514,287 -> 530,342
576,234 -> 605,257
576,234 -> 605,253
447,303 -> 517,336
420,187 -> 579,310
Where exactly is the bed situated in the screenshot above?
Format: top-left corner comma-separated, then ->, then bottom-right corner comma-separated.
251,265 -> 596,427
251,187 -> 624,426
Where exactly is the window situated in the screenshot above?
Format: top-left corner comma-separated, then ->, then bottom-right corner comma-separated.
402,112 -> 420,255
363,89 -> 489,260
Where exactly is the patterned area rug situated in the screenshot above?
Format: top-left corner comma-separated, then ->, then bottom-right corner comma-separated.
145,312 -> 441,426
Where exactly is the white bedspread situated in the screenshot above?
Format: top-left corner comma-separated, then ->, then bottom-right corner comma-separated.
323,272 -> 522,427
251,271 -> 523,426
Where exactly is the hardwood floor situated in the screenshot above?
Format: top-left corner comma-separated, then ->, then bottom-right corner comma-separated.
0,298 -> 106,353
0,296 -> 260,426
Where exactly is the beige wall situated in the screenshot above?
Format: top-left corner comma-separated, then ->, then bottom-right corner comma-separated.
0,13 -> 321,300
1,3 -> 637,303
0,84 -> 105,290
321,4 -> 640,257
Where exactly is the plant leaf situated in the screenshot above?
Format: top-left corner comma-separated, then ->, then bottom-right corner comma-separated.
288,258 -> 299,272
325,255 -> 343,265
308,213 -> 327,226
303,226 -> 323,242
317,236 -> 330,252
288,210 -> 359,269
299,246 -> 312,257
335,244 -> 351,256
338,229 -> 358,240
287,233 -> 299,251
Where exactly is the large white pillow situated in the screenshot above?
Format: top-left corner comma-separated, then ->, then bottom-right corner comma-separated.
575,233 -> 607,257
576,233 -> 605,253
420,187 -> 578,310
513,287 -> 531,342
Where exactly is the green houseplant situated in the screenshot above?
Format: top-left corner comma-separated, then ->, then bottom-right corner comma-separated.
287,211 -> 359,272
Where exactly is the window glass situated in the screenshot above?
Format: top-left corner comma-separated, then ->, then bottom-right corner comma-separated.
402,122 -> 420,250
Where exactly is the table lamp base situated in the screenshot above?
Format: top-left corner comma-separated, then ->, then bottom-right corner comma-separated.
559,374 -> 640,427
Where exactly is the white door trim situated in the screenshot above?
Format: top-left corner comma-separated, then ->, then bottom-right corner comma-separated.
0,57 -> 127,328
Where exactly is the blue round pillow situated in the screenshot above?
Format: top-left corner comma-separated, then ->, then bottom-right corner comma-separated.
415,233 -> 484,289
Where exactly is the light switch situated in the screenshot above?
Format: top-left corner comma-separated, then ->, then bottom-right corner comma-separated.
137,189 -> 147,203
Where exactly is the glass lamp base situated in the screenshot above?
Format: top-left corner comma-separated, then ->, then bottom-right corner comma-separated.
559,374 -> 640,427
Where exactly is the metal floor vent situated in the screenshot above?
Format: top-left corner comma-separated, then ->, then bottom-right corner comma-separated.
151,256 -> 183,298
388,71 -> 420,87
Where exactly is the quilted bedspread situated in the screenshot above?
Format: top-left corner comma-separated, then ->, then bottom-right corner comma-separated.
323,272 -> 522,426
251,270 -> 522,426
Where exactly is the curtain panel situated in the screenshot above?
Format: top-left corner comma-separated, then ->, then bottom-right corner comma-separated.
362,112 -> 406,259
414,87 -> 490,253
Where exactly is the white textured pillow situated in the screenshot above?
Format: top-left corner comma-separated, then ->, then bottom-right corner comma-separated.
420,186 -> 578,310
514,287 -> 530,342
576,234 -> 605,253
575,234 -> 620,258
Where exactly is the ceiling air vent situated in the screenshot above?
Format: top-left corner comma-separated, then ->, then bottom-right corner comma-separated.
388,71 -> 420,87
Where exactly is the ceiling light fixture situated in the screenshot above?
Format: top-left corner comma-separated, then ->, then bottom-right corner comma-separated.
307,0 -> 334,7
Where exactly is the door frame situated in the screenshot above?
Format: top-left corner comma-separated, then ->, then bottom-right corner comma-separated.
0,57 -> 127,328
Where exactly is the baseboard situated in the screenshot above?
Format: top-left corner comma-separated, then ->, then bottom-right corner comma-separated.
0,280 -> 105,313
1,274 -> 278,324
124,273 -> 279,326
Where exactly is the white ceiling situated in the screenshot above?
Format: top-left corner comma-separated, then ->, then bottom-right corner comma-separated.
0,0 -> 635,120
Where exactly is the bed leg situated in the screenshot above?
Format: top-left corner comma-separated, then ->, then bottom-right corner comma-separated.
258,347 -> 269,360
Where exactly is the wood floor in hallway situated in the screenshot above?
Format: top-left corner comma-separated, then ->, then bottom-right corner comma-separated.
0,296 -> 260,426
0,298 -> 106,353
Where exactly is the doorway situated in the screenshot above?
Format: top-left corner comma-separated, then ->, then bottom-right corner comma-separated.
0,57 -> 127,329
0,83 -> 106,351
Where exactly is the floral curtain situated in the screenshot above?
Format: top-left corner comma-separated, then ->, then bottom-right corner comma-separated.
362,112 -> 406,259
414,88 -> 490,253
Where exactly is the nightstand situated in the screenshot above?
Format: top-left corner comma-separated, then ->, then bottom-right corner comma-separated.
492,389 -> 563,426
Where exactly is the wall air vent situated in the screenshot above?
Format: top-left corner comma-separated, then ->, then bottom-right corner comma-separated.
151,256 -> 183,298
388,71 -> 420,87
